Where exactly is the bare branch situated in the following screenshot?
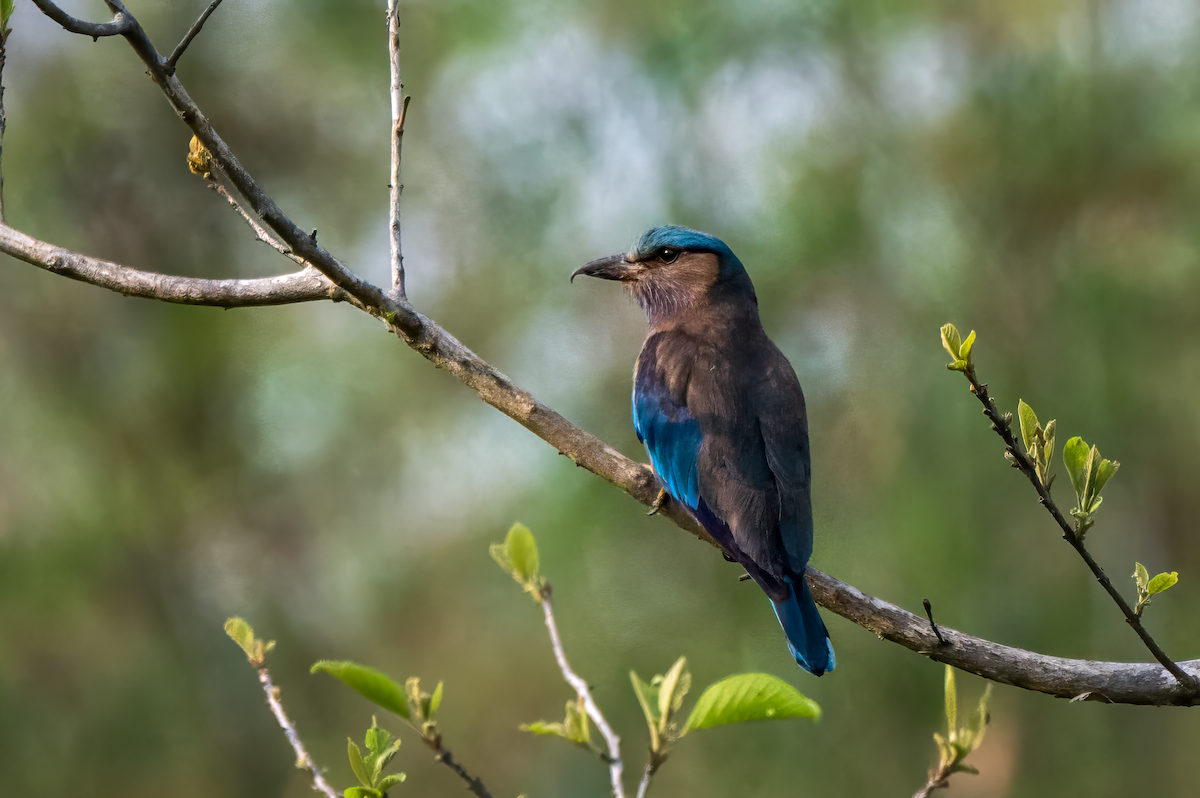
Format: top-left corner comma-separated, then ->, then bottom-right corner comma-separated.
30,0 -> 130,39
0,18 -> 8,223
955,360 -> 1198,694
0,223 -> 347,307
635,763 -> 654,798
166,0 -> 225,74
33,0 -> 393,312
209,180 -> 302,262
807,567 -> 1200,706
540,586 -> 625,798
257,665 -> 341,798
420,736 -> 494,798
386,0 -> 409,299
912,770 -> 949,798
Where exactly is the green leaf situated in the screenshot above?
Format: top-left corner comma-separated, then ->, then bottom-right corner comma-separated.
1017,400 -> 1039,454
377,773 -> 407,792
521,720 -> 567,737
224,617 -> 275,665
940,324 -> 962,360
1093,456 -> 1120,497
1148,571 -> 1179,595
505,523 -> 539,584
1,0 -> 14,38
491,523 -> 544,599
365,722 -> 391,756
1043,419 -> 1057,468
967,684 -> 992,750
1062,436 -> 1089,503
224,617 -> 257,658
348,739 -> 371,788
345,788 -> 382,798
657,656 -> 690,727
1134,562 -> 1150,592
428,681 -> 443,720
379,738 -> 402,769
959,330 -> 976,362
683,673 -> 820,733
311,661 -> 410,720
563,698 -> 591,745
630,671 -> 661,750
944,665 -> 958,734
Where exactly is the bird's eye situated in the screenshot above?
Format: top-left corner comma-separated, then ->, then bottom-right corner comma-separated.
657,248 -> 680,264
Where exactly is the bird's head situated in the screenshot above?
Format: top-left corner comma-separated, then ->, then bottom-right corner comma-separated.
572,226 -> 755,324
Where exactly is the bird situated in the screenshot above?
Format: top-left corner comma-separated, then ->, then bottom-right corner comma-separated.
572,225 -> 834,675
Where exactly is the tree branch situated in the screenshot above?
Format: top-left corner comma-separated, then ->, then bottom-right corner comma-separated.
257,665 -> 341,798
0,223 -> 347,307
30,0 -> 130,39
386,0 -> 409,299
540,585 -> 625,798
165,0 -> 224,74
209,178 -> 303,263
418,735 -> 494,798
635,763 -> 654,798
807,566 -> 1200,706
955,360 -> 1198,694
0,12 -> 8,224
912,768 -> 950,798
33,0 -> 396,315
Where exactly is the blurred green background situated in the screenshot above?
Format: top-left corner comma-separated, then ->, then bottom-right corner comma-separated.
4,0 -> 1200,795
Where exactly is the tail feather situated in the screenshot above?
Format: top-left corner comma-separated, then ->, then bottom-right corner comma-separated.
770,574 -> 835,676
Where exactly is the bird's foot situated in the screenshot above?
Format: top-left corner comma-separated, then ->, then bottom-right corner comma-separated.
646,488 -> 668,516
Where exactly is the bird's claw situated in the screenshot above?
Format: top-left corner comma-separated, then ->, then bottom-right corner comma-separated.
646,488 -> 668,516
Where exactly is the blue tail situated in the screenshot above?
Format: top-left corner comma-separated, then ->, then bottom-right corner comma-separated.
771,574 -> 835,676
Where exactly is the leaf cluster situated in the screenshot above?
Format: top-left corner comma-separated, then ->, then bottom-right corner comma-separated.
223,617 -> 275,668
1062,436 -> 1119,538
493,525 -> 821,780
932,666 -> 991,779
1016,400 -> 1056,490
490,523 -> 545,601
520,697 -> 594,752
1132,563 -> 1179,617
940,324 -> 976,372
630,656 -> 691,769
1,0 -> 13,43
346,718 -> 406,798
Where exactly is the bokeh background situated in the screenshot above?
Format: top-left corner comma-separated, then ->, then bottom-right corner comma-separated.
4,0 -> 1200,795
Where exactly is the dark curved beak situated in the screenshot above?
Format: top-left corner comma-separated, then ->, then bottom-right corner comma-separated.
571,253 -> 632,283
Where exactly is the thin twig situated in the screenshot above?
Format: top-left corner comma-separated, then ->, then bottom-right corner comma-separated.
165,0 -> 223,73
420,735 -> 494,798
540,585 -> 625,798
0,21 -> 7,223
386,0 -> 405,297
958,362 -> 1198,693
257,666 -> 341,798
912,765 -> 951,798
209,179 -> 302,263
635,762 -> 654,798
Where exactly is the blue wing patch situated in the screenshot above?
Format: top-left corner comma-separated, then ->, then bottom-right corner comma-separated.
633,379 -> 701,511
